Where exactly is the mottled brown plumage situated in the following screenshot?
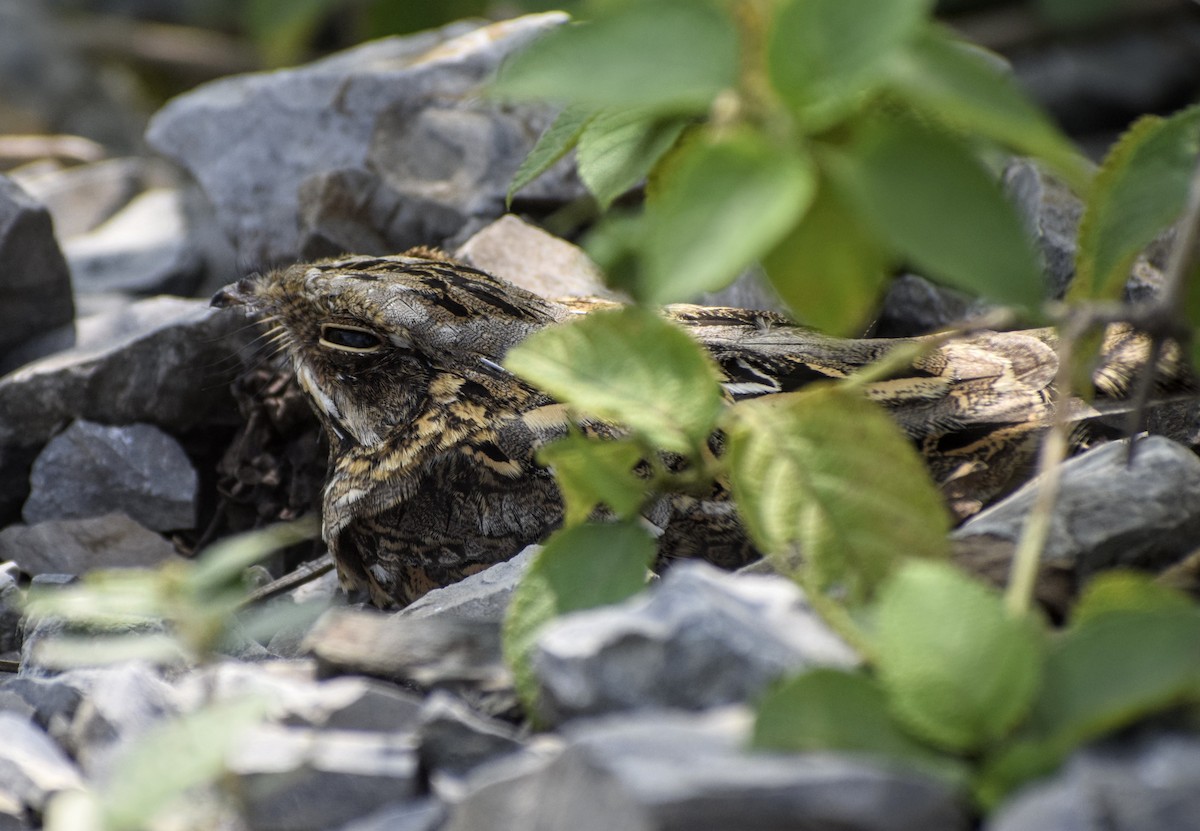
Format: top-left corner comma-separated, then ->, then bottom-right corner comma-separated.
214,249 -> 1187,607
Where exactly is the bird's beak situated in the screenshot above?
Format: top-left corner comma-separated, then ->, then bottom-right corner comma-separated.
210,276 -> 259,309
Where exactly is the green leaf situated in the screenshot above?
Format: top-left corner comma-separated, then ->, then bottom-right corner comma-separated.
508,105 -> 594,206
502,522 -> 655,712
768,0 -> 932,129
725,386 -> 950,601
833,117 -> 1043,309
753,669 -> 967,784
763,180 -> 889,336
101,696 -> 269,831
577,109 -> 688,209
886,29 -> 1092,195
1071,105 -> 1200,300
1027,608 -> 1200,743
537,433 -> 647,526
875,560 -> 1044,752
1070,570 -> 1194,628
493,2 -> 737,113
642,133 -> 816,303
187,517 -> 318,599
505,306 -> 725,456
981,606 -> 1200,803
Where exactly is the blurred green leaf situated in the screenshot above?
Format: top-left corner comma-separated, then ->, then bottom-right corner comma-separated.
508,104 -> 595,206
887,29 -> 1092,195
753,668 -> 968,783
1026,608 -> 1200,742
726,386 -> 950,601
100,696 -> 269,831
981,606 -> 1200,803
538,432 -> 646,526
763,180 -> 888,336
642,133 -> 815,303
494,1 -> 737,113
874,561 -> 1044,752
502,522 -> 655,712
768,0 -> 931,128
1071,105 -> 1200,301
834,117 -> 1043,309
578,109 -> 688,209
1034,0 -> 1124,27
243,0 -> 332,66
505,306 -> 725,456
188,517 -> 318,598
31,633 -> 187,671
1070,571 -> 1194,628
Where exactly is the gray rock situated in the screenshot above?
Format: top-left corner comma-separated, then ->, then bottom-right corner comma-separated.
1004,159 -> 1082,299
1012,24 -> 1200,139
0,175 -> 74,374
63,187 -> 205,300
335,799 -> 444,831
447,708 -> 968,831
400,544 -> 537,624
9,156 -> 171,240
531,561 -> 857,725
304,608 -> 509,691
0,512 -> 179,576
417,691 -> 524,780
177,661 -> 423,733
296,166 -> 464,261
0,570 -> 20,655
146,14 -> 577,270
0,295 -> 249,519
953,436 -> 1200,578
0,712 -> 83,814
0,677 -> 84,741
873,273 -> 979,338
988,730 -> 1200,831
229,725 -> 420,831
23,420 -> 198,532
58,662 -> 181,773
455,216 -> 613,300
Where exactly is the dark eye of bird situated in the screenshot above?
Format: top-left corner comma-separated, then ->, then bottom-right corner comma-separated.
319,324 -> 384,352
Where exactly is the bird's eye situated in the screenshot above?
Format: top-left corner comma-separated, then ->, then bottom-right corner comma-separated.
319,324 -> 384,352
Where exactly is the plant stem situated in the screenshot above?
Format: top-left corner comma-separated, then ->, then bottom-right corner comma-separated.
1004,316 -> 1081,616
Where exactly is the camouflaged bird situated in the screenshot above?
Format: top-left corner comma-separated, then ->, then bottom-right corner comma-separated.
214,249 -> 1186,607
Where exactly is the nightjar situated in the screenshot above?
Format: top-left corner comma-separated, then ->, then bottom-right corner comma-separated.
214,248 -> 1185,607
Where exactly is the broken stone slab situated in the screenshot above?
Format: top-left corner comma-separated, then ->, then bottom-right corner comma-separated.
146,13 -> 578,270
953,436 -> 1200,579
9,156 -> 173,241
0,676 -> 84,745
400,544 -> 537,625
531,561 -> 857,725
0,570 -> 20,655
0,175 -> 74,374
177,660 -> 424,734
446,708 -> 969,831
987,730 -> 1200,831
0,512 -> 180,576
454,215 -> 612,300
63,187 -> 206,301
23,420 -> 198,532
304,608 -> 510,693
1004,159 -> 1082,299
55,662 -> 182,775
0,713 -> 83,817
417,691 -> 525,781
228,724 -> 420,831
0,296 -> 249,520
334,798 -> 445,831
